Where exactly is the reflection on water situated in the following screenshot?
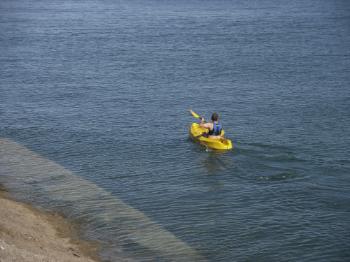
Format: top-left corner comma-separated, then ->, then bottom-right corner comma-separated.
202,151 -> 230,175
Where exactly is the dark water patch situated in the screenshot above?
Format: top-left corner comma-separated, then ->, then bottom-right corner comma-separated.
305,183 -> 350,212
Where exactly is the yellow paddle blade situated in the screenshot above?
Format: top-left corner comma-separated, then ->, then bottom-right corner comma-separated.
189,109 -> 201,119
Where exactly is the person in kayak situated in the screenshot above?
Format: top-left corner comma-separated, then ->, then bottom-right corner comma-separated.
199,112 -> 223,139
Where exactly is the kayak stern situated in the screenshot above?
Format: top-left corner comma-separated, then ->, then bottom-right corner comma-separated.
189,123 -> 233,150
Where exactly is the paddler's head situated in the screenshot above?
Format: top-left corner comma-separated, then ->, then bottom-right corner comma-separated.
211,112 -> 219,122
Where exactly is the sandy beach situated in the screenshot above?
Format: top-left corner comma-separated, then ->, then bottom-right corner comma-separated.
0,185 -> 100,262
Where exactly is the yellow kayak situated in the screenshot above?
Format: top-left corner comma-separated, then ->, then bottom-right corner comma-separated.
189,123 -> 233,150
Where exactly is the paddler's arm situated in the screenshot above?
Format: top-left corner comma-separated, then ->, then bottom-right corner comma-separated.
199,120 -> 212,130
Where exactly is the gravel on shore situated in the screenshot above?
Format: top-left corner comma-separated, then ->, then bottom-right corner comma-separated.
0,186 -> 100,262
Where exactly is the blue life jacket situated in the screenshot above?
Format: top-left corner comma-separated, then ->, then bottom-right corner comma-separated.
208,122 -> 222,136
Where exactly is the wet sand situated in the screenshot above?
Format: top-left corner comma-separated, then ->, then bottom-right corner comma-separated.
0,185 -> 100,262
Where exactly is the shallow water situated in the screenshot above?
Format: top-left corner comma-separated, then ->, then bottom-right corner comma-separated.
1,0 -> 350,261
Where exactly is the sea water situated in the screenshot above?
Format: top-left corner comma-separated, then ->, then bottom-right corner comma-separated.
1,0 -> 350,261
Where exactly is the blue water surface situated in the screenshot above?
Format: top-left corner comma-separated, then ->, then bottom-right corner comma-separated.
1,0 -> 350,261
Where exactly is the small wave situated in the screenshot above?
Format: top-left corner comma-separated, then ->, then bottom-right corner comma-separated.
258,171 -> 299,182
235,142 -> 305,163
244,142 -> 293,151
